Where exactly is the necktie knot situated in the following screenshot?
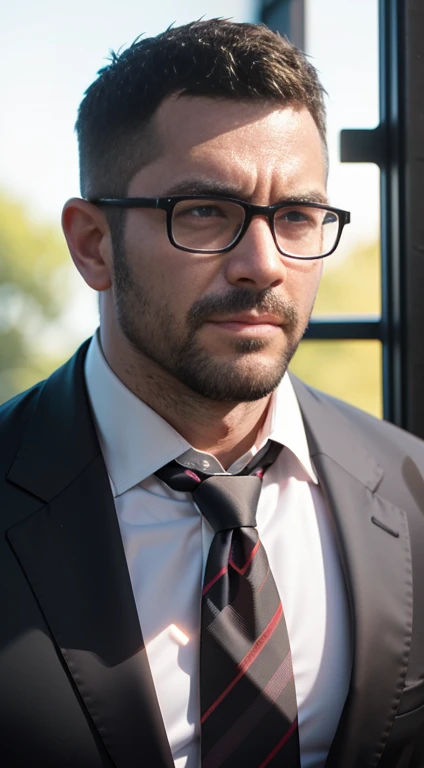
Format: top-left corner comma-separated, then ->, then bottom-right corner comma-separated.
193,474 -> 261,532
155,441 -> 283,532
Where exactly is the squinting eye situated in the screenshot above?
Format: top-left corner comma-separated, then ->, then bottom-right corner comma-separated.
323,212 -> 338,225
185,205 -> 223,218
280,209 -> 309,223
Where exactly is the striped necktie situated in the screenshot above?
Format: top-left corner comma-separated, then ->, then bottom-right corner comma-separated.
156,441 -> 300,768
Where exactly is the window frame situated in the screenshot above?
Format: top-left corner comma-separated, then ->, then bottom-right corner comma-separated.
260,0 -> 424,437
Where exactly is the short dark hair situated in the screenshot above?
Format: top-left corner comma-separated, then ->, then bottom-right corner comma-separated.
76,18 -> 327,200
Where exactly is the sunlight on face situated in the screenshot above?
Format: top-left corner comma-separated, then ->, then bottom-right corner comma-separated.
111,97 -> 327,403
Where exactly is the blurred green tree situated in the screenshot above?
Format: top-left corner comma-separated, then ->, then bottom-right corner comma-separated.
0,194 -> 73,404
290,241 -> 382,417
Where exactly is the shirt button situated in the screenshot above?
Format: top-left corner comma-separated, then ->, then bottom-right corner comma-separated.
199,459 -> 211,470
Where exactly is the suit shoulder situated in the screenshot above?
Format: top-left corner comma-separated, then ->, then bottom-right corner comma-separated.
0,383 -> 44,463
293,376 -> 424,456
0,381 -> 44,424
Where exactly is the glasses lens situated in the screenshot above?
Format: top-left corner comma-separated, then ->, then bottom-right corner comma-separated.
274,205 -> 339,258
171,199 -> 245,251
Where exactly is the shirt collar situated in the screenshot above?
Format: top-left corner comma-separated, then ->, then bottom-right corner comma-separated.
84,332 -> 317,496
84,332 -> 191,496
261,374 -> 318,483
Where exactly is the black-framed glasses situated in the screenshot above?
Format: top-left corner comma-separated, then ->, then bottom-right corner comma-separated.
90,195 -> 351,260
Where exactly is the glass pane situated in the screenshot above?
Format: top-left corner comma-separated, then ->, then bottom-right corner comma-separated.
305,0 -> 379,129
313,181 -> 381,316
289,340 -> 382,418
305,0 -> 380,317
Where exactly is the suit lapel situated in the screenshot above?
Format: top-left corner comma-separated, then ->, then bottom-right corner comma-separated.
6,342 -> 174,768
292,376 -> 413,768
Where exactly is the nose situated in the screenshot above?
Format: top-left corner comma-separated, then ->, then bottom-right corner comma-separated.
224,216 -> 287,291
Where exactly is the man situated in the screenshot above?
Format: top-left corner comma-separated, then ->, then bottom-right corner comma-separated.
1,18 -> 424,768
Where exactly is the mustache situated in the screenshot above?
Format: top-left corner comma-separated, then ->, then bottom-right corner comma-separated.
188,289 -> 299,331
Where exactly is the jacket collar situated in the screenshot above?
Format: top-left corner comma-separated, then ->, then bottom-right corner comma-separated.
7,339 -> 97,502
291,374 -> 384,492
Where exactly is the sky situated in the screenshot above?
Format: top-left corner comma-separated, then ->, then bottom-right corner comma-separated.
1,0 -> 379,340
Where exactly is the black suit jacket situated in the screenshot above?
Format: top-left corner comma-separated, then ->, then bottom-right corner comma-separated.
2,340 -> 424,767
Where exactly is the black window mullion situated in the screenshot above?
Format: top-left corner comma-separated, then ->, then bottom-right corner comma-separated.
304,318 -> 382,341
258,0 -> 424,435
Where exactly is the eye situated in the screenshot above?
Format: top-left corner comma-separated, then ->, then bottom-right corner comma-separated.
275,206 -> 333,227
282,209 -> 309,223
175,203 -> 226,219
191,205 -> 223,218
323,212 -> 338,225
275,207 -> 312,225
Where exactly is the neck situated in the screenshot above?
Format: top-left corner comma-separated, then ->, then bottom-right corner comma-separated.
101,331 -> 272,470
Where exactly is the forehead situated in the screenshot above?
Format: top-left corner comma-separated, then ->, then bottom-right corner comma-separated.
128,96 -> 327,199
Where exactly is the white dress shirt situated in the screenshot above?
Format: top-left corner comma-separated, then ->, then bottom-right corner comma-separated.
85,332 -> 351,768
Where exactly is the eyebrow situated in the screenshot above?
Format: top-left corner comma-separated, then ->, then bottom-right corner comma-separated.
163,179 -> 245,198
161,179 -> 329,206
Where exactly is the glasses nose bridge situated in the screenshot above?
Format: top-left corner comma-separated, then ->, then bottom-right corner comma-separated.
242,202 -> 277,246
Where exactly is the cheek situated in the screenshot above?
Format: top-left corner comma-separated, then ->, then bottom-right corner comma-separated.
286,260 -> 323,310
310,259 -> 324,293
125,213 -> 224,306
140,255 -> 220,326
150,252 -> 223,314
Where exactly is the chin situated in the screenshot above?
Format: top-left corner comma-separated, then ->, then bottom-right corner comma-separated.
176,354 -> 290,403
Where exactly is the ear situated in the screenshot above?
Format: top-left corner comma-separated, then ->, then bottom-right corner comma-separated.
61,198 -> 113,291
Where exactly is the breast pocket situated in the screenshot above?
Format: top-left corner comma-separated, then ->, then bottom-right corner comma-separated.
388,680 -> 424,750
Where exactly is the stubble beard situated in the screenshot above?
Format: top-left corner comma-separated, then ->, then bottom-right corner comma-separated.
113,246 -> 307,403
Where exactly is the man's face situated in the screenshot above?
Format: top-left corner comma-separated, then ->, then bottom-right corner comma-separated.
111,96 -> 327,402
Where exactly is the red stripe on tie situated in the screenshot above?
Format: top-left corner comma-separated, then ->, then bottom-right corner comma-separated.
229,538 -> 261,575
201,602 -> 283,724
258,718 -> 298,768
202,567 -> 228,596
257,565 -> 270,593
184,469 -> 202,483
202,654 -> 293,768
